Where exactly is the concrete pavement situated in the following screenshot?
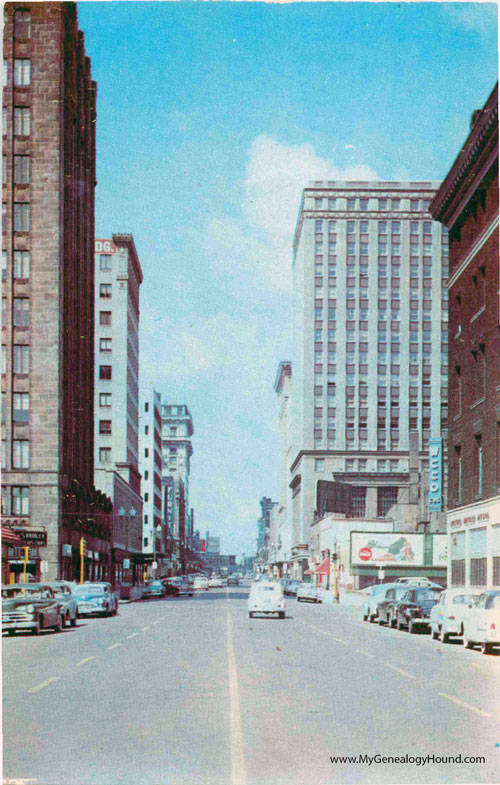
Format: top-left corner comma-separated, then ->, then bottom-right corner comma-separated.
3,583 -> 499,785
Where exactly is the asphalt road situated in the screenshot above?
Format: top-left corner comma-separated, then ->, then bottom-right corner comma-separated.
3,584 -> 500,785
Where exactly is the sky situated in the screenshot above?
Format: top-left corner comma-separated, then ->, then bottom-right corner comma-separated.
77,1 -> 498,558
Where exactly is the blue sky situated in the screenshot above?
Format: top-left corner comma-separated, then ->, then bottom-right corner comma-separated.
78,1 -> 498,557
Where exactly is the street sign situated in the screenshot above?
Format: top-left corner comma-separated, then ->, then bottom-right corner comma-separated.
41,560 -> 49,573
378,568 -> 385,580
152,561 -> 158,569
14,528 -> 47,546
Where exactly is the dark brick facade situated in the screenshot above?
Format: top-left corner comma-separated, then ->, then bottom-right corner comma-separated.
430,85 -> 499,512
2,3 -> 111,581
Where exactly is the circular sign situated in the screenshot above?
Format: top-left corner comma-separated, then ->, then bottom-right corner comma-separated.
359,547 -> 372,561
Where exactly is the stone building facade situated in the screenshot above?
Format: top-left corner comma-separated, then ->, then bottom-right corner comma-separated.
161,404 -> 194,573
2,3 -> 111,582
430,83 -> 499,589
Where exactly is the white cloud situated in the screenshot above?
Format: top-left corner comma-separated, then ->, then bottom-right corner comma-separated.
441,3 -> 498,41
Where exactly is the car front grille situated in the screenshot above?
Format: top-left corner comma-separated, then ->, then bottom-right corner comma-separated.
2,611 -> 31,622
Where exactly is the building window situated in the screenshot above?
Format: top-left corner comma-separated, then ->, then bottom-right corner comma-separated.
454,445 -> 462,504
1,439 -> 6,469
13,392 -> 29,422
99,447 -> 111,464
474,435 -> 483,497
347,198 -> 356,210
451,559 -> 465,586
13,344 -> 29,373
2,203 -> 6,233
470,558 -> 487,587
99,311 -> 111,326
2,155 -> 6,186
410,199 -> 419,212
314,198 -> 323,208
14,107 -> 30,136
99,420 -> 112,435
99,338 -> 112,353
377,487 -> 398,518
14,59 -> 30,87
315,458 -> 325,473
100,254 -> 112,271
99,365 -> 112,380
13,155 -> 29,184
100,283 -> 112,298
13,250 -> 30,279
12,439 -> 29,468
1,345 -> 6,374
12,486 -> 29,514
2,250 -> 6,281
2,107 -> 7,136
170,427 -> 177,436
13,298 -> 29,327
99,393 -> 112,407
14,10 -> 31,38
13,203 -> 30,233
351,488 -> 367,517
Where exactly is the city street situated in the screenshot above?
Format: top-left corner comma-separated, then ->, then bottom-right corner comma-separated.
3,584 -> 500,785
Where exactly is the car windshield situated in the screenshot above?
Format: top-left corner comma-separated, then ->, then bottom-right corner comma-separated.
72,586 -> 104,596
416,590 -> 442,601
2,587 -> 45,599
486,593 -> 500,609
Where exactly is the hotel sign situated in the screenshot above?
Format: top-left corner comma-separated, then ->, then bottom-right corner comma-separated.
428,438 -> 443,512
95,239 -> 118,254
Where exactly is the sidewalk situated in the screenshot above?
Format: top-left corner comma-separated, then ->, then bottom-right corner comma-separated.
317,588 -> 365,609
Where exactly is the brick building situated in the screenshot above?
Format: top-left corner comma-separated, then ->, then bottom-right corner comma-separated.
430,83 -> 499,589
2,3 -> 111,582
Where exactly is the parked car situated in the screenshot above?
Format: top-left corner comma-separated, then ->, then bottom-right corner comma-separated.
362,583 -> 402,622
248,581 -> 286,619
160,578 -> 181,596
209,577 -> 222,588
376,585 -> 418,626
227,575 -> 239,586
393,586 -> 443,633
284,580 -> 302,597
2,584 -> 64,635
72,582 -> 118,617
142,580 -> 166,599
164,577 -> 193,596
46,581 -> 78,627
429,588 -> 483,642
462,590 -> 500,654
193,576 -> 209,591
297,583 -> 322,603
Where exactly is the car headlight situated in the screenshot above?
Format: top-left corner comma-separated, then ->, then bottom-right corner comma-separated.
25,604 -> 34,614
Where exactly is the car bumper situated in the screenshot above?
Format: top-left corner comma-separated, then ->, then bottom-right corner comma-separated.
77,605 -> 107,615
2,620 -> 36,631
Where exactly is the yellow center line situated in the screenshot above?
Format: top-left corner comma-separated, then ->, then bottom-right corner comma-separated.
76,656 -> 97,668
106,643 -> 122,651
355,649 -> 376,659
439,693 -> 491,718
227,611 -> 247,785
27,676 -> 60,694
333,637 -> 348,645
384,663 -> 416,680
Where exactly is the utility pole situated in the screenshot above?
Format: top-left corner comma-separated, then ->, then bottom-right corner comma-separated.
22,546 -> 29,584
331,549 -> 339,604
80,537 -> 87,584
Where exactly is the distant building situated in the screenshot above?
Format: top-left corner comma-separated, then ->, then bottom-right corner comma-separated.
1,3 -> 112,582
94,235 -> 143,586
289,181 -> 449,577
139,386 -> 163,576
255,496 -> 277,567
430,84 -> 499,589
273,361 -> 294,574
161,404 -> 194,573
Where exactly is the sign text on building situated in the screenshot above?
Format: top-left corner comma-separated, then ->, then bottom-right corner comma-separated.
428,437 -> 443,512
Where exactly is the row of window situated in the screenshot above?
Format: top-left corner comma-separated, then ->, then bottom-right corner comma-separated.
2,154 -> 30,184
1,438 -> 29,468
1,344 -> 29,373
3,58 -> 31,87
2,250 -> 30,280
2,202 -> 30,232
2,296 -> 29,326
1,391 -> 29,421
313,196 -> 431,212
3,106 -> 30,136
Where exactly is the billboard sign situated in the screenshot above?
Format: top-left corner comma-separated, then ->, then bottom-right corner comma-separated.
95,239 -> 118,254
351,532 -> 424,567
429,437 -> 443,512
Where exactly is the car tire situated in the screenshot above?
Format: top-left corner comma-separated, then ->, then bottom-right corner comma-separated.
369,613 -> 376,623
70,616 -> 77,627
32,620 -> 41,635
481,642 -> 494,655
439,627 -> 449,643
431,628 -> 439,640
7,629 -> 15,636
249,612 -> 253,619
279,612 -> 285,619
463,632 -> 474,649
362,612 -> 368,621
409,621 -> 415,634
378,616 -> 385,626
397,617 -> 404,631
54,614 -> 63,633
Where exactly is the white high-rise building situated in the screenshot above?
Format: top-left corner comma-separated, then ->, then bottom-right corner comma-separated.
139,386 -> 163,575
290,181 -> 449,559
161,404 -> 194,573
94,234 -> 144,586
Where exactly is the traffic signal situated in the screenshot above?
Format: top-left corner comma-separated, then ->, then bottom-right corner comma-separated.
331,552 -> 338,563
80,537 -> 87,557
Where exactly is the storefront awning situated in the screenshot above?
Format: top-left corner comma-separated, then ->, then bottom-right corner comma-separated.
2,527 -> 24,547
314,557 -> 330,576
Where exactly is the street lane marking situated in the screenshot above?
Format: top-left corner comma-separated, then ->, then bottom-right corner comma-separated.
333,637 -> 348,645
141,626 -> 150,631
76,656 -> 97,667
439,693 -> 491,718
127,633 -> 139,639
356,649 -> 376,659
227,611 -> 247,785
27,677 -> 60,694
106,643 -> 122,651
384,663 -> 416,680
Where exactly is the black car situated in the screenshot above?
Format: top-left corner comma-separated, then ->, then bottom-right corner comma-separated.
393,587 -> 444,633
227,575 -> 239,586
377,586 -> 414,627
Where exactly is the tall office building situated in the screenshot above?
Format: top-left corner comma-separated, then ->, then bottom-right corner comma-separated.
138,386 -> 164,575
1,3 -> 112,582
94,234 -> 143,586
430,84 -> 499,590
290,181 -> 448,552
161,404 -> 194,573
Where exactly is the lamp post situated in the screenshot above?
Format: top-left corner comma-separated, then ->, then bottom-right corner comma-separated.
153,523 -> 162,579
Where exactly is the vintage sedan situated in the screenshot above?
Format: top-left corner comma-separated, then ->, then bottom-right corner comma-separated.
429,588 -> 483,642
142,580 -> 166,599
193,576 -> 209,591
248,581 -> 286,619
296,583 -> 322,603
72,582 -> 118,617
2,584 -> 64,636
46,581 -> 78,627
463,590 -> 500,654
284,580 -> 302,597
376,585 -> 412,626
393,587 -> 444,633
